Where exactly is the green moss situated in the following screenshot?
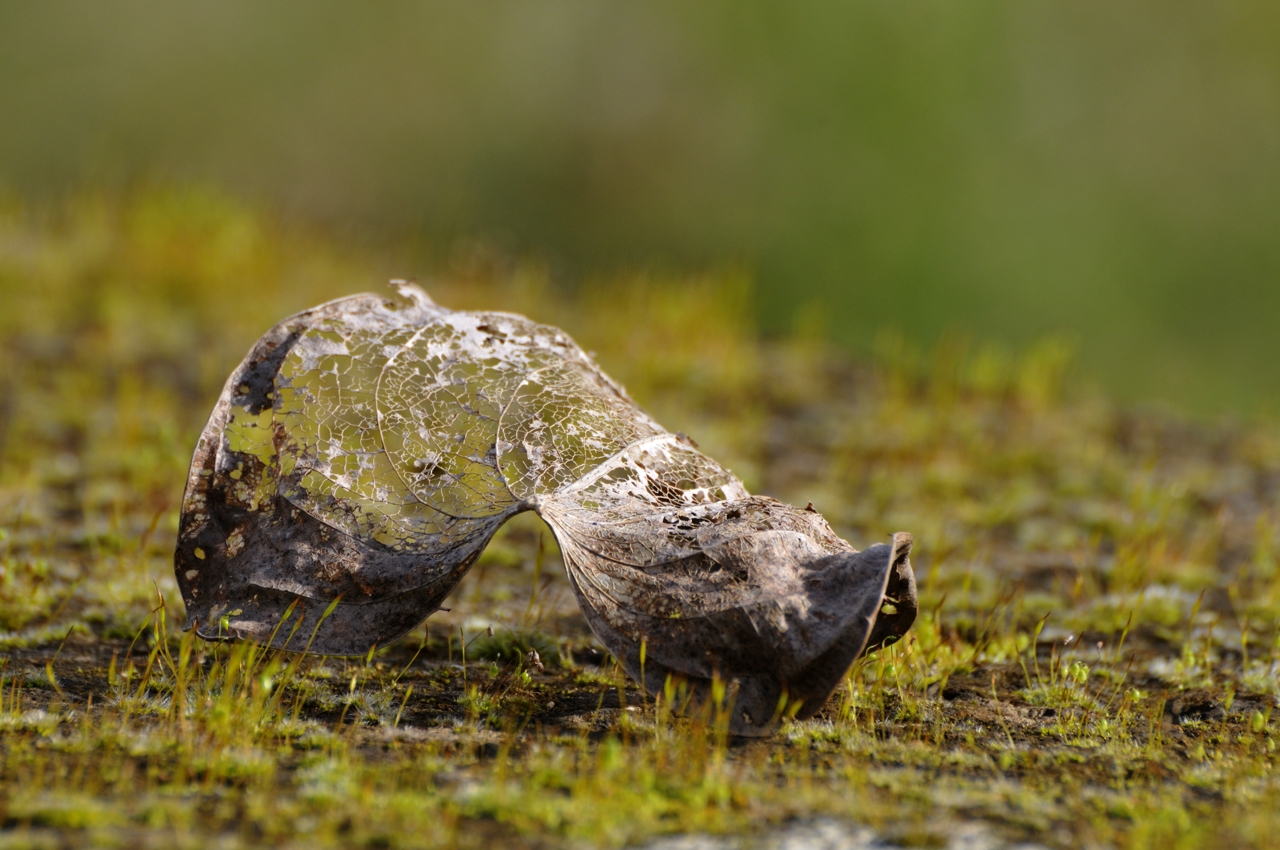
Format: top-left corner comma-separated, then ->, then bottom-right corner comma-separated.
464,629 -> 561,669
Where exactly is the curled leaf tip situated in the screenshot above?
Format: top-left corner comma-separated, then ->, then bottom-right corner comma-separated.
175,283 -> 917,734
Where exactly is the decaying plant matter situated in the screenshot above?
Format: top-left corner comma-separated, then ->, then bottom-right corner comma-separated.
174,282 -> 917,734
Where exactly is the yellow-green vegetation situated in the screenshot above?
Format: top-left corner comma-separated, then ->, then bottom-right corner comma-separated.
0,187 -> 1278,849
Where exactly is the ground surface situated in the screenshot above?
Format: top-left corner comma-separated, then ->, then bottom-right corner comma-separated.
0,189 -> 1277,849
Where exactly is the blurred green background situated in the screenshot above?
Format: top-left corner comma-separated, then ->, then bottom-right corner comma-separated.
3,1 -> 1279,415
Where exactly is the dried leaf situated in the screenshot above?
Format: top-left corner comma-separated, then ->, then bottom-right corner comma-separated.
175,282 -> 917,734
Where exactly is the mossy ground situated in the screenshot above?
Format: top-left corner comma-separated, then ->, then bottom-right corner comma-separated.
0,187 -> 1277,849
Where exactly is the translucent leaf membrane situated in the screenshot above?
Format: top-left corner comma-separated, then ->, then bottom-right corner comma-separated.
498,361 -> 665,499
176,282 -> 917,734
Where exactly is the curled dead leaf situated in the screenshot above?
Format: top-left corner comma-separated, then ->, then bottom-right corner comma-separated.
174,282 -> 917,735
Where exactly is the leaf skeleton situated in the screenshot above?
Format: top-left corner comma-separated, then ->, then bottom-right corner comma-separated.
175,281 -> 917,735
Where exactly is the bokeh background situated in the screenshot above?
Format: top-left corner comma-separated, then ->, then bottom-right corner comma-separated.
3,0 -> 1280,415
